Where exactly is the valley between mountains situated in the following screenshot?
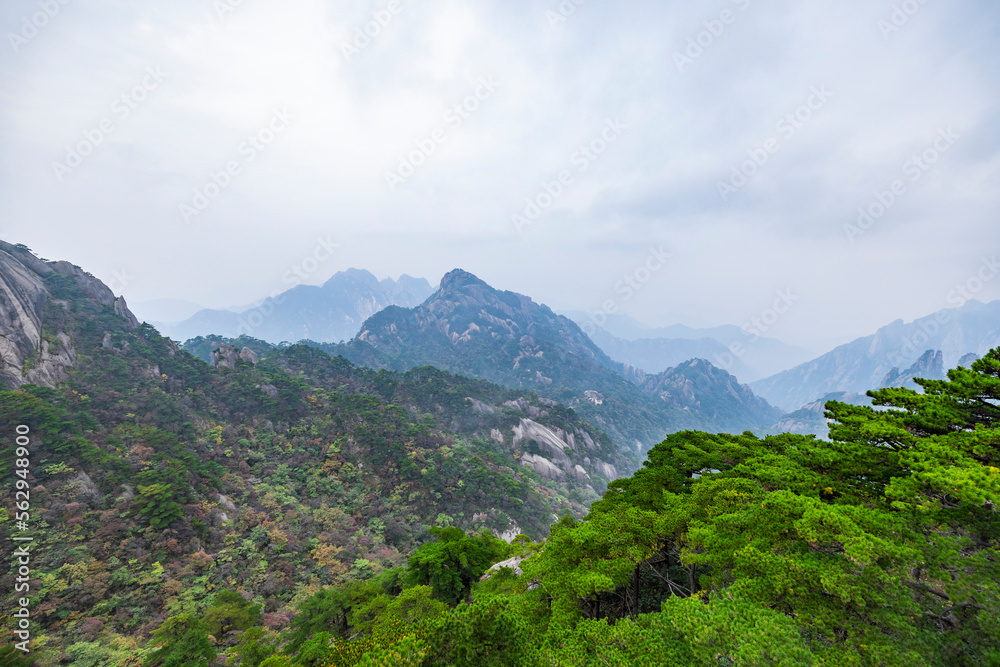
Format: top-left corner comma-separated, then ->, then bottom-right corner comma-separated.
2,239 -> 999,665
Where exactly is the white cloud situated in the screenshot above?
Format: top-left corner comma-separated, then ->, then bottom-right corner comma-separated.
0,0 -> 998,349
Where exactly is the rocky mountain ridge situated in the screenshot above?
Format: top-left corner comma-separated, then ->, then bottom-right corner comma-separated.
320,269 -> 784,450
0,240 -> 139,390
624,358 -> 784,433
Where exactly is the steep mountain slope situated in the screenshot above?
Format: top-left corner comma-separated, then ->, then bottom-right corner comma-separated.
624,358 -> 784,433
0,240 -> 140,389
770,391 -> 869,438
180,334 -> 630,496
318,269 -> 782,450
0,245 -> 613,661
166,269 -> 434,344
750,300 -> 1000,410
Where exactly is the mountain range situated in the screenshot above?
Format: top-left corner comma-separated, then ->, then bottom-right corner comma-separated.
160,269 -> 434,344
749,300 -> 1000,411
305,269 -> 784,448
562,312 -> 814,383
5,238 -> 1000,662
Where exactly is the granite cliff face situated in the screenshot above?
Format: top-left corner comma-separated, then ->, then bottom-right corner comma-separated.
0,240 -> 139,389
879,349 -> 946,389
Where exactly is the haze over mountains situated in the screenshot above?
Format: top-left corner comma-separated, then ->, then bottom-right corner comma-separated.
565,313 -> 814,383
749,300 -> 1000,411
287,269 -> 786,448
12,239 -> 1000,446
146,263 -> 1000,433
159,269 -> 434,345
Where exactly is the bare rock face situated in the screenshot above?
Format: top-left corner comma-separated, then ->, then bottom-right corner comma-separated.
256,383 -> 279,398
0,241 -> 140,389
880,349 -> 945,389
211,343 -> 260,369
0,248 -> 49,388
114,296 -> 140,329
48,260 -> 116,306
210,343 -> 239,368
23,332 -> 77,387
519,452 -> 566,481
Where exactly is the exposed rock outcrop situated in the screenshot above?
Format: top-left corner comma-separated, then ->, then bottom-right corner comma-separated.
0,246 -> 49,388
239,346 -> 259,364
880,349 -> 945,389
480,555 -> 539,590
519,452 -> 565,481
0,241 -> 140,389
210,343 -> 260,369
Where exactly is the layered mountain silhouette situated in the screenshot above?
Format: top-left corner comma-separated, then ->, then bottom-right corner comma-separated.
565,312 -> 813,382
751,300 -> 1000,411
164,269 -> 434,344
318,269 -> 784,449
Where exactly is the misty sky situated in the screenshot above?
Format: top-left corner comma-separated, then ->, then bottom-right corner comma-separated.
1,0 -> 999,352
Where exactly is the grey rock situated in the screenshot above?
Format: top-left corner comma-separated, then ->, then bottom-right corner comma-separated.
210,343 -> 239,369
0,247 -> 49,389
465,397 -> 497,414
519,452 -> 566,481
115,296 -> 140,329
880,349 -> 945,389
256,383 -> 279,398
0,241 -> 140,389
238,346 -> 259,364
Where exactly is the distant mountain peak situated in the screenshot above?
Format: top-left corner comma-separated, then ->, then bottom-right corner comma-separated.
439,268 -> 490,290
752,300 -> 1000,411
169,269 -> 434,344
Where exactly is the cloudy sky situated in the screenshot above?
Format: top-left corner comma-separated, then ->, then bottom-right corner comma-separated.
1,0 -> 998,352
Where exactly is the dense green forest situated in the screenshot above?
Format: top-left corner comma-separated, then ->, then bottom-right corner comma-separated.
159,350 -> 996,666
0,270 -> 621,665
1,267 -> 999,666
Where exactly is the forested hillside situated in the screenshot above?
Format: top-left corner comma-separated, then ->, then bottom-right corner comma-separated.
314,269 -> 783,450
2,243 -> 997,667
117,349 -> 995,667
0,249 -> 625,665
